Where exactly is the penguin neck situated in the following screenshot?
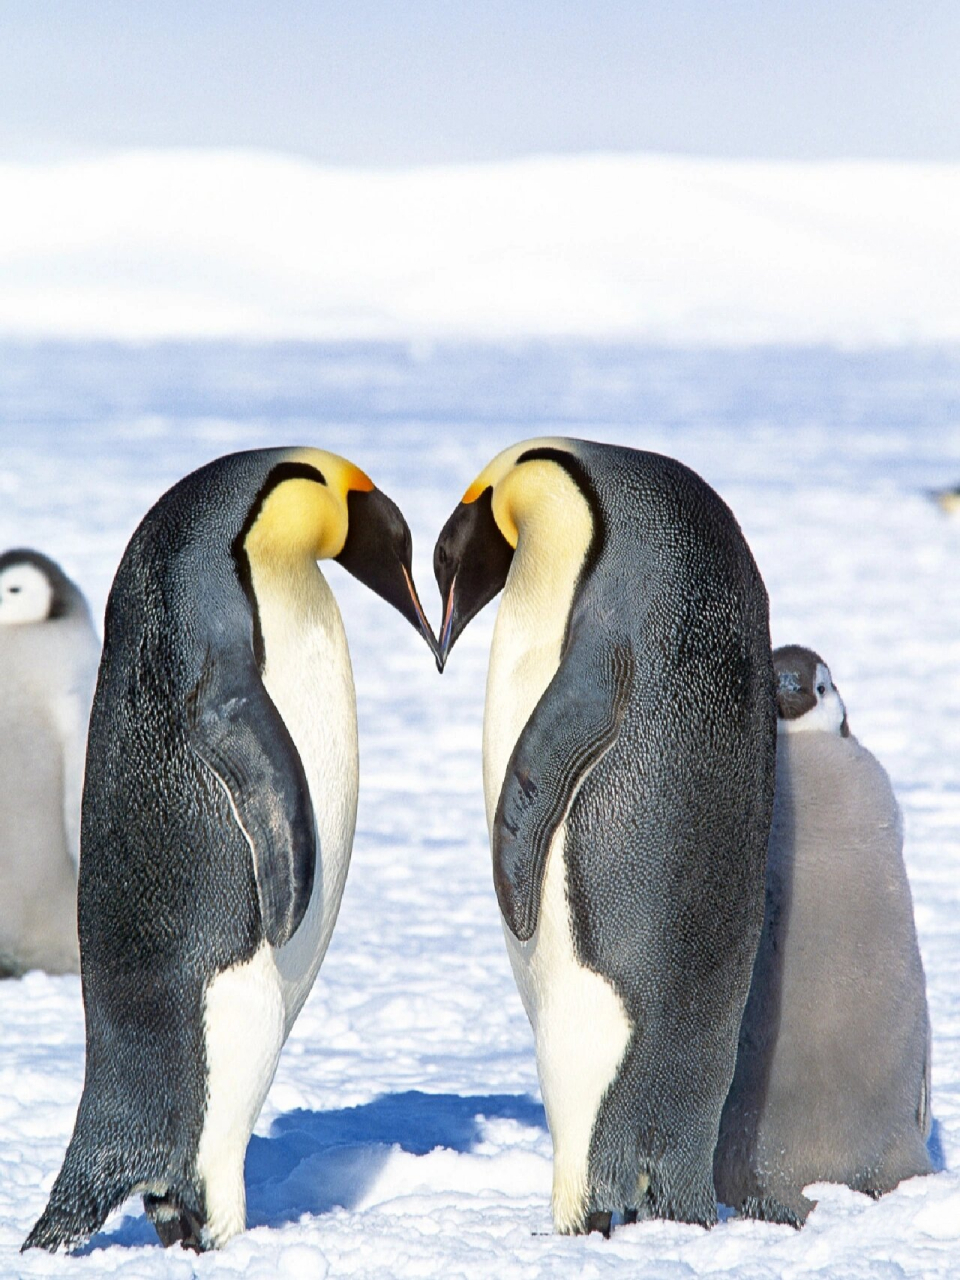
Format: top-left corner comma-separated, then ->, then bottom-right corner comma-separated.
246,554 -> 342,651
482,473 -> 594,829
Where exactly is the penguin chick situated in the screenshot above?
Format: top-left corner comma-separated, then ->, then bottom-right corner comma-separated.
715,645 -> 932,1227
23,448 -> 436,1254
434,437 -> 776,1235
0,549 -> 99,976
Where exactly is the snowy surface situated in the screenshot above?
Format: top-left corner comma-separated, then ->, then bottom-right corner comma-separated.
1,151 -> 959,345
0,341 -> 958,1278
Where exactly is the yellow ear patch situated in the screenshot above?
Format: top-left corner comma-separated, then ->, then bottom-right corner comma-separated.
462,478 -> 486,504
245,476 -> 346,563
286,448 -> 376,500
492,457 -> 590,555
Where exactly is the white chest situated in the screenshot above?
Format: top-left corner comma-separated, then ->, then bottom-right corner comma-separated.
482,548 -> 575,833
481,509 -> 590,1017
254,564 -> 359,1034
484,530 -> 632,1233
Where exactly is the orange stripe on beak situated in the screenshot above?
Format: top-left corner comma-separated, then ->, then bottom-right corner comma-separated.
347,465 -> 375,493
401,564 -> 442,667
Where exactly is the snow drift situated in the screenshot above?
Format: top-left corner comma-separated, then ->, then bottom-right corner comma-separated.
0,150 -> 958,345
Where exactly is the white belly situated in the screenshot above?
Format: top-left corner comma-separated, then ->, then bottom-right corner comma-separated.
196,564 -> 358,1243
484,528 -> 631,1232
262,576 -> 358,1034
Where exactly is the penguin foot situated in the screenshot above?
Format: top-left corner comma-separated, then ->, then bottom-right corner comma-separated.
586,1210 -> 612,1238
623,1208 -> 638,1225
855,1185 -> 884,1202
740,1193 -> 814,1229
143,1195 -> 207,1251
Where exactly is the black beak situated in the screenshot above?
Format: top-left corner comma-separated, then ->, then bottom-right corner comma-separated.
433,487 -> 514,672
336,487 -> 440,664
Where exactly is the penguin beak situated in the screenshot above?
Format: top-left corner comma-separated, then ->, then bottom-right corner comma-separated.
433,488 -> 514,673
439,573 -> 457,665
336,487 -> 441,663
400,562 -> 442,664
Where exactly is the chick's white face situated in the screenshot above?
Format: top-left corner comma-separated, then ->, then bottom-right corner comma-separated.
0,562 -> 53,625
779,661 -> 847,736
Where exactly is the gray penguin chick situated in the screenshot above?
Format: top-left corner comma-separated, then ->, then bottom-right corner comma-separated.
715,644 -> 932,1226
0,549 -> 99,976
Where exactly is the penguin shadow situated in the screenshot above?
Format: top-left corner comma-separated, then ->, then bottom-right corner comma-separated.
77,1090 -> 545,1251
246,1090 -> 547,1229
927,1118 -> 946,1173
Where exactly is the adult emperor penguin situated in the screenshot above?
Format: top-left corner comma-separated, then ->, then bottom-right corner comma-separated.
24,448 -> 437,1254
929,482 -> 960,515
433,438 -> 777,1235
0,549 -> 99,976
715,645 -> 932,1226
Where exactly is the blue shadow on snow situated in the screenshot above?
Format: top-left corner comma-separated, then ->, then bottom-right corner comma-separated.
76,1090 -> 546,1250
927,1117 -> 946,1173
246,1090 -> 546,1228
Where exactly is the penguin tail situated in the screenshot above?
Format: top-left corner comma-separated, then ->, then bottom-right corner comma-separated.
22,1200 -> 99,1254
21,1133 -> 137,1253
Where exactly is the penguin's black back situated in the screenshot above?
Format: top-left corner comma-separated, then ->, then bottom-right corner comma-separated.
25,451 -> 290,1250
560,443 -> 775,1219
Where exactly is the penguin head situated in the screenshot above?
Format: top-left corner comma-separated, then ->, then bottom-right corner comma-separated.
433,438 -> 597,670
234,448 -> 438,659
0,549 -> 89,627
774,644 -> 849,737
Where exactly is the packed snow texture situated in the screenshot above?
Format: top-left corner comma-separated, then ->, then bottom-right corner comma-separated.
0,152 -> 959,345
0,341 -> 958,1279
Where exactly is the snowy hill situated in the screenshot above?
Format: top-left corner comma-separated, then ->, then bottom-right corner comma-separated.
1,150 -> 958,344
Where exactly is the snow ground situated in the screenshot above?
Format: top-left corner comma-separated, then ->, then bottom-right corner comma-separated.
0,341 -> 958,1278
1,152 -> 959,345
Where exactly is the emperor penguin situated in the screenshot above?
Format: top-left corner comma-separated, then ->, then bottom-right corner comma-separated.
0,549 -> 99,976
715,645 -> 932,1226
23,448 -> 437,1254
929,483 -> 960,515
433,438 -> 776,1235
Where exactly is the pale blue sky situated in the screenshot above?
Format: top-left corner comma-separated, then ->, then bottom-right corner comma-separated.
2,1 -> 957,164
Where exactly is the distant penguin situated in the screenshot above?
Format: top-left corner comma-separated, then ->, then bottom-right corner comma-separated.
23,449 -> 437,1254
433,438 -> 776,1235
715,645 -> 932,1227
0,549 -> 99,977
929,483 -> 960,515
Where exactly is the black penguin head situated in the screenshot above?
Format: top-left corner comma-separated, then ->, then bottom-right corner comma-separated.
774,644 -> 849,737
433,438 -> 599,671
233,448 -> 438,663
335,486 -> 439,662
0,548 -> 88,626
433,486 -> 515,671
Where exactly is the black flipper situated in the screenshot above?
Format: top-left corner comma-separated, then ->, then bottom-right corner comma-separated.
493,632 -> 634,941
186,645 -> 317,948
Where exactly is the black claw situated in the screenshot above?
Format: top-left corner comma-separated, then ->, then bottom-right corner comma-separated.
586,1210 -> 613,1238
143,1195 -> 206,1252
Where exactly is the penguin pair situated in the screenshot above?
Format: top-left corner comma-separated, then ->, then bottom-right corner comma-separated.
0,550 -> 99,977
26,437 -> 772,1252
715,645 -> 932,1225
25,439 -> 931,1253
